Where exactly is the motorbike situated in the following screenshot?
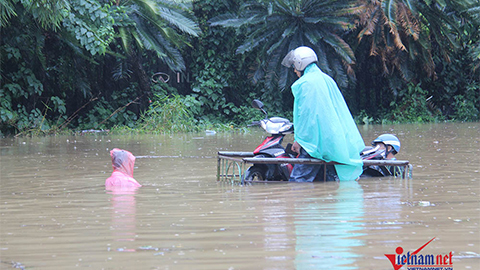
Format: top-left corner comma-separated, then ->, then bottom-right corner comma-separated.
244,100 -> 295,181
360,145 -> 405,177
244,99 -> 403,181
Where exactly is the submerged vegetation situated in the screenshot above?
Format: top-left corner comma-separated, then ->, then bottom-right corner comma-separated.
1,0 -> 479,136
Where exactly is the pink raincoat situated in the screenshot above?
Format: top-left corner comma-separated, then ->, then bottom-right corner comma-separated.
105,148 -> 141,187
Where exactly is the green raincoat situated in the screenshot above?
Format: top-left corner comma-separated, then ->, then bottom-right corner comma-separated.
292,64 -> 365,180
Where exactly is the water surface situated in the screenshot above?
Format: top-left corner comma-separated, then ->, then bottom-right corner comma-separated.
1,123 -> 479,269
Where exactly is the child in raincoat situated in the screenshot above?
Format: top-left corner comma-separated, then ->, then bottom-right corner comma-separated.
105,148 -> 141,187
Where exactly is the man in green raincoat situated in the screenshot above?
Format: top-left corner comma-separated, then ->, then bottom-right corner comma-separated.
281,46 -> 365,182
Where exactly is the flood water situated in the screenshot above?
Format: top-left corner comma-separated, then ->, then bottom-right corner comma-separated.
0,123 -> 479,270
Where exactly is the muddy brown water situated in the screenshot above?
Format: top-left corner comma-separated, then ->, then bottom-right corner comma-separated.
0,123 -> 479,270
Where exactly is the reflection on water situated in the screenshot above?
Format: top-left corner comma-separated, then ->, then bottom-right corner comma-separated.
106,186 -> 139,249
0,123 -> 479,269
293,182 -> 364,270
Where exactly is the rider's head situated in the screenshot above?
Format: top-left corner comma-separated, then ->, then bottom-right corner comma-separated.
281,46 -> 318,76
371,134 -> 401,157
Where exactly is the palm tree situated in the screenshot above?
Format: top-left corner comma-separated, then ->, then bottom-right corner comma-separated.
107,0 -> 201,109
1,0 -> 200,131
349,0 -> 475,117
113,0 -> 200,72
353,0 -> 466,84
210,0 -> 362,91
462,0 -> 480,74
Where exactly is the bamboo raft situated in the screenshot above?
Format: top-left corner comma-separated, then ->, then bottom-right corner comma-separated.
217,151 -> 411,183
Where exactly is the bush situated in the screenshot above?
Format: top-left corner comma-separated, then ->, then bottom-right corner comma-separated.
387,83 -> 439,123
452,94 -> 479,122
139,94 -> 199,133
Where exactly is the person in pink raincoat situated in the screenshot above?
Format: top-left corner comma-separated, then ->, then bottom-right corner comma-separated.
105,148 -> 142,187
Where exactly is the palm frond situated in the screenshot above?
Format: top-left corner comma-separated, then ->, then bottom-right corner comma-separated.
0,0 -> 17,27
314,42 -> 333,75
211,0 -> 359,90
274,0 -> 297,16
401,0 -> 415,13
118,27 -> 131,53
397,3 -> 419,40
382,0 -> 398,24
133,0 -> 199,37
155,6 -> 200,37
111,0 -> 199,72
357,7 -> 381,41
370,21 -> 385,56
209,13 -> 246,27
236,28 -> 276,54
266,32 -> 289,55
133,16 -> 185,70
329,57 -> 349,88
387,22 -> 406,51
57,28 -> 100,64
420,7 -> 456,49
112,60 -> 133,81
466,6 -> 480,20
335,1 -> 367,17
471,43 -> 480,73
354,0 -> 465,82
315,30 -> 355,64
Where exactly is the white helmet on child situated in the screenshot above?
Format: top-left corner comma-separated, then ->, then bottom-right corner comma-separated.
372,134 -> 401,154
281,46 -> 318,71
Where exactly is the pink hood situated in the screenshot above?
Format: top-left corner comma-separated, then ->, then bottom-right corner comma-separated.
105,148 -> 141,187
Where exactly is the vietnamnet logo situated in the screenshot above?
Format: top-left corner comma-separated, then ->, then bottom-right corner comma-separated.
385,237 -> 453,270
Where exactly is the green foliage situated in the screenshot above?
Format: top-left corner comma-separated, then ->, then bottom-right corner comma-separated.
75,96 -> 138,130
452,82 -> 480,121
139,94 -> 199,133
62,0 -> 115,56
387,83 -> 438,123
471,42 -> 480,74
1,0 -> 480,137
0,17 -> 52,135
210,0 -> 359,91
0,0 -> 17,27
354,110 -> 374,125
350,0 -> 474,119
462,0 -> 480,76
189,0 -> 256,121
419,44 -> 480,122
0,0 -> 201,136
452,95 -> 479,121
112,0 -> 200,71
354,0 -> 465,81
0,0 -> 114,135
136,93 -> 255,133
20,0 -> 69,30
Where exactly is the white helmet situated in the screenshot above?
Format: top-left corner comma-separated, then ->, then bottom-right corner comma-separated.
281,46 -> 318,71
372,134 -> 401,154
